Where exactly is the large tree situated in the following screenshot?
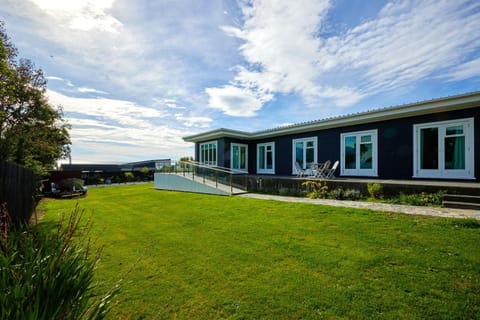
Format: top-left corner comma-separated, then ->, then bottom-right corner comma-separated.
0,21 -> 70,175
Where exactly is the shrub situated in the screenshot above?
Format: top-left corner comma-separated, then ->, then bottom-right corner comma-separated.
124,172 -> 134,182
344,189 -> 362,201
0,204 -> 117,319
329,188 -> 344,200
302,180 -> 328,199
397,191 -> 446,206
278,188 -> 291,196
367,183 -> 383,199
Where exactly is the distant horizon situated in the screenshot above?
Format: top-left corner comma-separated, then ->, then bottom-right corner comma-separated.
2,0 -> 480,163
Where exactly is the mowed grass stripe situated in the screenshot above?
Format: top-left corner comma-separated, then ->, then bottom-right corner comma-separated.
38,183 -> 480,319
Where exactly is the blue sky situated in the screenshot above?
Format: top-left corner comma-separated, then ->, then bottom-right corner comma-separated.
1,0 -> 479,163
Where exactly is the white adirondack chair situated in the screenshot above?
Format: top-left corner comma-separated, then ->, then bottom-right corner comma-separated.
323,160 -> 339,179
294,161 -> 306,177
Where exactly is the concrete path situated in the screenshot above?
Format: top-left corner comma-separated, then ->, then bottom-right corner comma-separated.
239,193 -> 480,220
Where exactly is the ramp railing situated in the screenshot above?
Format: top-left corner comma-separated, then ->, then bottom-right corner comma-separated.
162,160 -> 248,194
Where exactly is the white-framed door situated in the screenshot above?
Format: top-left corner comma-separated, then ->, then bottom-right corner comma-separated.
257,142 -> 275,174
231,143 -> 248,172
292,137 -> 317,174
340,130 -> 378,177
413,118 -> 474,179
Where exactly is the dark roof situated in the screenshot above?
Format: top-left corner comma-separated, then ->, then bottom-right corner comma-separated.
61,159 -> 171,172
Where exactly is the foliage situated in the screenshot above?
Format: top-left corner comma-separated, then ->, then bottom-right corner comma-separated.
0,21 -> 70,175
302,180 -> 329,199
386,191 -> 446,207
140,166 -> 149,180
328,188 -> 363,200
0,203 -> 116,319
38,184 -> 480,319
123,171 -> 134,181
343,188 -> 362,200
302,183 -> 363,201
367,182 -> 384,199
160,165 -> 174,172
328,187 -> 344,199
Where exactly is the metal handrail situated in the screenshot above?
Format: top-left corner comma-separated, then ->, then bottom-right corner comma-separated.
166,160 -> 248,193
179,160 -> 247,175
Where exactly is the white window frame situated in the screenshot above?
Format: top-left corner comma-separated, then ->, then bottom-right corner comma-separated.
257,142 -> 275,174
413,118 -> 474,179
340,129 -> 378,177
199,140 -> 217,166
292,137 -> 318,175
231,143 -> 248,172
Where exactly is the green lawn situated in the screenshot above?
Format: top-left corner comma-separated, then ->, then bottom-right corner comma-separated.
38,183 -> 480,319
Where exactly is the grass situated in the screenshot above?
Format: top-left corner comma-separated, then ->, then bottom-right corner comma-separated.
38,183 -> 480,319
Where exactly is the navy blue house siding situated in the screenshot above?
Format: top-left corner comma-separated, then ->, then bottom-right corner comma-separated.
191,102 -> 480,181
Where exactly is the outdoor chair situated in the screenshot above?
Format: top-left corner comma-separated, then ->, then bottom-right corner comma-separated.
316,160 -> 330,178
309,163 -> 319,177
323,160 -> 339,179
294,161 -> 306,177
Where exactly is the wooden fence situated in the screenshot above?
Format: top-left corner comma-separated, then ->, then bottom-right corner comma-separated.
0,161 -> 37,228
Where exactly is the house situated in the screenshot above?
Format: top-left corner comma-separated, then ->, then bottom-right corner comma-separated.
183,91 -> 480,181
59,159 -> 171,184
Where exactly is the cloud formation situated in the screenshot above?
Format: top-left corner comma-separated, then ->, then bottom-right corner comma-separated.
1,0 -> 479,162
207,0 -> 480,116
30,0 -> 122,33
46,90 -> 193,162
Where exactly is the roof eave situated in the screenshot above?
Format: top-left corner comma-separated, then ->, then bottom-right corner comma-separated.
183,128 -> 251,142
182,91 -> 480,142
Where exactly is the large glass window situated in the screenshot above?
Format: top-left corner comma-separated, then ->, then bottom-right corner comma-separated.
414,118 -> 474,179
341,130 -> 377,176
292,137 -> 317,174
231,143 -> 248,172
199,141 -> 217,166
257,142 -> 275,174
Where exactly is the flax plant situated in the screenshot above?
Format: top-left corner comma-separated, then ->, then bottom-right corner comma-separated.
0,203 -> 116,319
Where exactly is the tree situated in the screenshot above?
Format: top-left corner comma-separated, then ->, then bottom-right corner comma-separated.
0,21 -> 70,175
179,156 -> 194,162
140,166 -> 149,180
123,171 -> 134,182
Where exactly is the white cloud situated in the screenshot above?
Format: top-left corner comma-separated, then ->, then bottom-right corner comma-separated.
46,90 -> 194,162
174,114 -> 213,128
47,90 -> 166,127
46,76 -> 74,87
77,87 -> 109,94
46,76 -> 64,81
210,0 -> 480,116
205,85 -> 273,117
152,98 -> 187,110
332,0 -> 480,93
446,57 -> 480,81
208,0 -> 333,116
30,0 -> 122,32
